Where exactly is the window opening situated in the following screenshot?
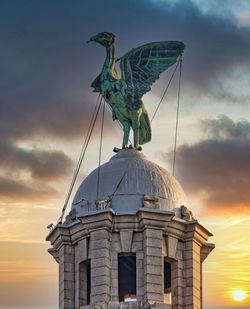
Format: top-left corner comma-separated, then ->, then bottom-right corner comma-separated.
164,259 -> 171,304
118,254 -> 136,302
79,259 -> 91,305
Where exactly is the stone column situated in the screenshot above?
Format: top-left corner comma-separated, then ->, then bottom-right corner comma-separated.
183,239 -> 201,309
75,238 -> 88,309
110,232 -> 121,303
59,244 -> 75,309
89,229 -> 111,306
143,228 -> 163,305
132,232 -> 144,303
171,241 -> 184,309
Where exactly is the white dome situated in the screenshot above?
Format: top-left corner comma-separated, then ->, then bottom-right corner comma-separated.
72,149 -> 187,217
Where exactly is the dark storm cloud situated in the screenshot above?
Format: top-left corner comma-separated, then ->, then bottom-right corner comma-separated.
1,0 -> 250,143
0,176 -> 58,202
0,140 -> 73,181
163,116 -> 250,209
0,0 -> 250,188
152,1 -> 250,102
201,115 -> 250,139
0,0 -> 106,143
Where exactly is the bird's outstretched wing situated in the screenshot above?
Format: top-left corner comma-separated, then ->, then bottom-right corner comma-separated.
119,41 -> 185,109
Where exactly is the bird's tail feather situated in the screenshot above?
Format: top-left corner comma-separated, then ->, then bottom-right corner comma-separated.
139,109 -> 152,145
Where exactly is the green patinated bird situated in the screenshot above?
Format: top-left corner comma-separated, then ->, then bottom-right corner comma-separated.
88,32 -> 185,150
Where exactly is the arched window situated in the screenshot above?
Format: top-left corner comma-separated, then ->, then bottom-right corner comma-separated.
79,259 -> 91,305
164,259 -> 171,304
118,253 -> 136,302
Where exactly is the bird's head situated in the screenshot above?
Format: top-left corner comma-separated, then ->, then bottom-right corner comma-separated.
88,32 -> 115,47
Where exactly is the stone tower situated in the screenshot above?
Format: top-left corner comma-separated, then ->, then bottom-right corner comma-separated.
46,149 -> 214,309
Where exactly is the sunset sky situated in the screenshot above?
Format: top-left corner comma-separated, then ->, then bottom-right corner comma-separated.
0,0 -> 250,308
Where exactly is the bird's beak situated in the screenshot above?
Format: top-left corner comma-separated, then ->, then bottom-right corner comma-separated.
87,35 -> 98,43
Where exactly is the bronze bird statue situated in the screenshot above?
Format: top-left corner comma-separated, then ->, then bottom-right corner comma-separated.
88,32 -> 185,150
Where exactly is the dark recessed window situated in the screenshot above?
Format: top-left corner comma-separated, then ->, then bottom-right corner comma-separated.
79,259 -> 91,305
118,254 -> 136,301
164,260 -> 171,304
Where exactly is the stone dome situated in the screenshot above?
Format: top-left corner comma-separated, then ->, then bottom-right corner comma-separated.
72,149 -> 187,217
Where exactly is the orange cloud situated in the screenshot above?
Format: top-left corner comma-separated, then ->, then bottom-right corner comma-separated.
162,116 -> 250,214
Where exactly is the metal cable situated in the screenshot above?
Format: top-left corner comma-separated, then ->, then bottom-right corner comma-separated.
110,161 -> 132,199
57,94 -> 102,223
150,60 -> 179,123
172,58 -> 182,176
97,98 -> 105,200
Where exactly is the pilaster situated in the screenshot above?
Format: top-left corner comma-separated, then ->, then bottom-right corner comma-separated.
75,238 -> 88,309
171,241 -> 184,309
89,229 -> 111,306
59,245 -> 75,309
143,228 -> 163,305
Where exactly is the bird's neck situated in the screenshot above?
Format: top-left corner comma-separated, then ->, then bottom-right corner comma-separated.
101,44 -> 115,78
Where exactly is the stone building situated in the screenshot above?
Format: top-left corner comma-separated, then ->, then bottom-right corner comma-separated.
46,149 -> 214,309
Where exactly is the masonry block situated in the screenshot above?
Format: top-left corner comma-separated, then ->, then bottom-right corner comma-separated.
120,230 -> 133,252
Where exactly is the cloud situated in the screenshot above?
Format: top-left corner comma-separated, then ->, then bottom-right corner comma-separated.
163,116 -> 250,211
0,139 -> 73,203
0,0 -> 117,144
0,0 -> 250,151
147,0 -> 250,103
0,140 -> 73,181
0,0 -> 250,206
0,176 -> 58,203
201,115 -> 250,139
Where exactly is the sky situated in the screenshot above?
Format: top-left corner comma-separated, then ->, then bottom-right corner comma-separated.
0,0 -> 250,308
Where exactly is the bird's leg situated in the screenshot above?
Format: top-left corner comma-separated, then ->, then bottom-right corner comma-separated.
122,121 -> 130,149
131,109 -> 142,150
